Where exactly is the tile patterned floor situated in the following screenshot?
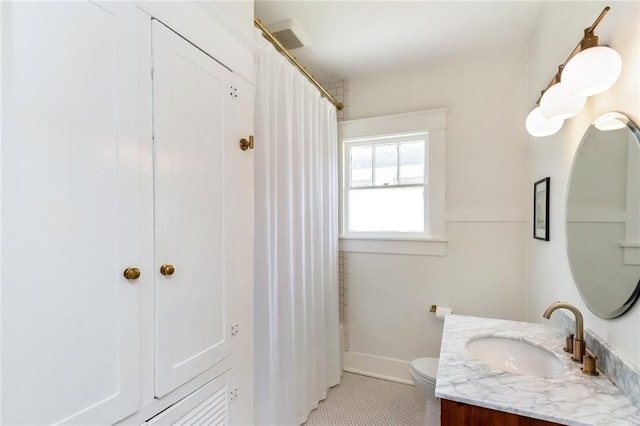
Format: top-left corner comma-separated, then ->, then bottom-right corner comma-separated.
304,372 -> 425,425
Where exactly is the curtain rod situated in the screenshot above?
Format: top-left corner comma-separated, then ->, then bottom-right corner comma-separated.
254,18 -> 344,111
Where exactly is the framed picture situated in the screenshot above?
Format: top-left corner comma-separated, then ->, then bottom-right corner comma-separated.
534,177 -> 550,241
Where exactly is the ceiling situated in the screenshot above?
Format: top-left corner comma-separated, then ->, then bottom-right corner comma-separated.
254,1 -> 544,82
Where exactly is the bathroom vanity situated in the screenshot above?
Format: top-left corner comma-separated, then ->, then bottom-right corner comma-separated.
436,315 -> 640,426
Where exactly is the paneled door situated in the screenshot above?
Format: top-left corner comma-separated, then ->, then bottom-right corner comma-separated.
152,21 -> 240,397
1,2 -> 141,424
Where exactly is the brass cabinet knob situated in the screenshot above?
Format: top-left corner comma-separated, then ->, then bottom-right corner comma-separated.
160,264 -> 175,276
239,135 -> 254,151
123,267 -> 141,280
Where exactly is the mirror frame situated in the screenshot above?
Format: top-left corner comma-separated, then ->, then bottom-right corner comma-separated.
565,112 -> 640,319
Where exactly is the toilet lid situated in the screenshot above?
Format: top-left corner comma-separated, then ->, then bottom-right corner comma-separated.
411,357 -> 439,383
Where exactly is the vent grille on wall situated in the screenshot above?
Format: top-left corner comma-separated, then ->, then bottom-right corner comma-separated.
266,19 -> 310,50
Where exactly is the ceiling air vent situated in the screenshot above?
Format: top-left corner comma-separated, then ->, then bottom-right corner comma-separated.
266,19 -> 311,50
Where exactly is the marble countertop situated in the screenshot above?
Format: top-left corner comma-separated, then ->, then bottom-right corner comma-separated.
435,315 -> 640,426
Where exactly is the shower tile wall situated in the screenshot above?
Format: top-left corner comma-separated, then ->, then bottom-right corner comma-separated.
325,80 -> 350,121
326,79 -> 350,352
339,252 -> 344,322
339,252 -> 350,351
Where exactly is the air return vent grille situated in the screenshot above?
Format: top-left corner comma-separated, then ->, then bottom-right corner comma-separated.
266,19 -> 310,50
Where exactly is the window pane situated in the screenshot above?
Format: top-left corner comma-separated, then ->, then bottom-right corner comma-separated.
350,145 -> 372,187
399,141 -> 425,184
374,144 -> 398,186
348,187 -> 424,232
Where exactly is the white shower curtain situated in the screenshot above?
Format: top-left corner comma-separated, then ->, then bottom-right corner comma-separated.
254,31 -> 341,425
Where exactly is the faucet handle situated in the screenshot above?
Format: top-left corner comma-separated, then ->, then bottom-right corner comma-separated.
581,349 -> 600,376
564,329 -> 574,354
572,338 -> 586,363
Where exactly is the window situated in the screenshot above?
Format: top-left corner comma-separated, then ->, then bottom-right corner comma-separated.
345,133 -> 428,234
338,109 -> 447,255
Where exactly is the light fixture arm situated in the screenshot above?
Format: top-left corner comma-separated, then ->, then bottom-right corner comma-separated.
587,6 -> 611,34
535,6 -> 611,105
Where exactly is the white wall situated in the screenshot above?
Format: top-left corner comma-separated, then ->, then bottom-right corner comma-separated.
526,1 -> 640,367
343,49 -> 529,381
211,1 -> 254,38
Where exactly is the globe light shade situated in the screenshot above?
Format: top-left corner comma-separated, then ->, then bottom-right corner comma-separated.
539,83 -> 587,120
526,107 -> 564,137
594,112 -> 628,131
561,46 -> 622,97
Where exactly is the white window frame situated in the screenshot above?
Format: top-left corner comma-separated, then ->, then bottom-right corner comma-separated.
338,108 -> 448,256
343,132 -> 429,236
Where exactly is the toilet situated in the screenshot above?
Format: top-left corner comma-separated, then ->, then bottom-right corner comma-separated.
410,357 -> 440,426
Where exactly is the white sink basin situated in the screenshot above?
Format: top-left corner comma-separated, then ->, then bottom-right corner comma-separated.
466,336 -> 564,376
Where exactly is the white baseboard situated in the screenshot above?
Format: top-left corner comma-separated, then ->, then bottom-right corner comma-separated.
343,351 -> 414,385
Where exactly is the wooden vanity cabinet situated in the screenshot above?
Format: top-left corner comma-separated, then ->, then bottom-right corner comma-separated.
441,399 -> 564,426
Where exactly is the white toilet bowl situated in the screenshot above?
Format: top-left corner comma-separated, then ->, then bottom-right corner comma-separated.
410,357 -> 440,426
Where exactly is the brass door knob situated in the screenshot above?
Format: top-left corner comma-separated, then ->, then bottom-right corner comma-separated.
123,267 -> 141,280
160,264 -> 175,276
239,135 -> 254,151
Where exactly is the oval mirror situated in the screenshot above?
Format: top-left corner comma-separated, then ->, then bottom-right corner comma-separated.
566,112 -> 640,318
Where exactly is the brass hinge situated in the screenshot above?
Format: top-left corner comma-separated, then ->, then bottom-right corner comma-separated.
239,136 -> 254,151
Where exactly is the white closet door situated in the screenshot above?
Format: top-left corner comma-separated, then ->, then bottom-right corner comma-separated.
152,21 -> 236,397
1,2 -> 140,424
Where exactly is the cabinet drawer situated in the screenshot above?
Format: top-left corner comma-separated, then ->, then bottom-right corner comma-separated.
147,371 -> 233,425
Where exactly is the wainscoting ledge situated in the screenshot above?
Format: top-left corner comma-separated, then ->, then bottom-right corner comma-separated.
444,211 -> 526,223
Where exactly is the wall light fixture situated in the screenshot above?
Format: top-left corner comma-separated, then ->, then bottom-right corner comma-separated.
594,112 -> 628,131
526,107 -> 564,137
527,7 -> 621,137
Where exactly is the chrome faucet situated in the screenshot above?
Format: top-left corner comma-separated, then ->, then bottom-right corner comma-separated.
542,302 -> 585,363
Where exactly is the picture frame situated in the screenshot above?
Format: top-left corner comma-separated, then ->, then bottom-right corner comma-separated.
534,177 -> 550,241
